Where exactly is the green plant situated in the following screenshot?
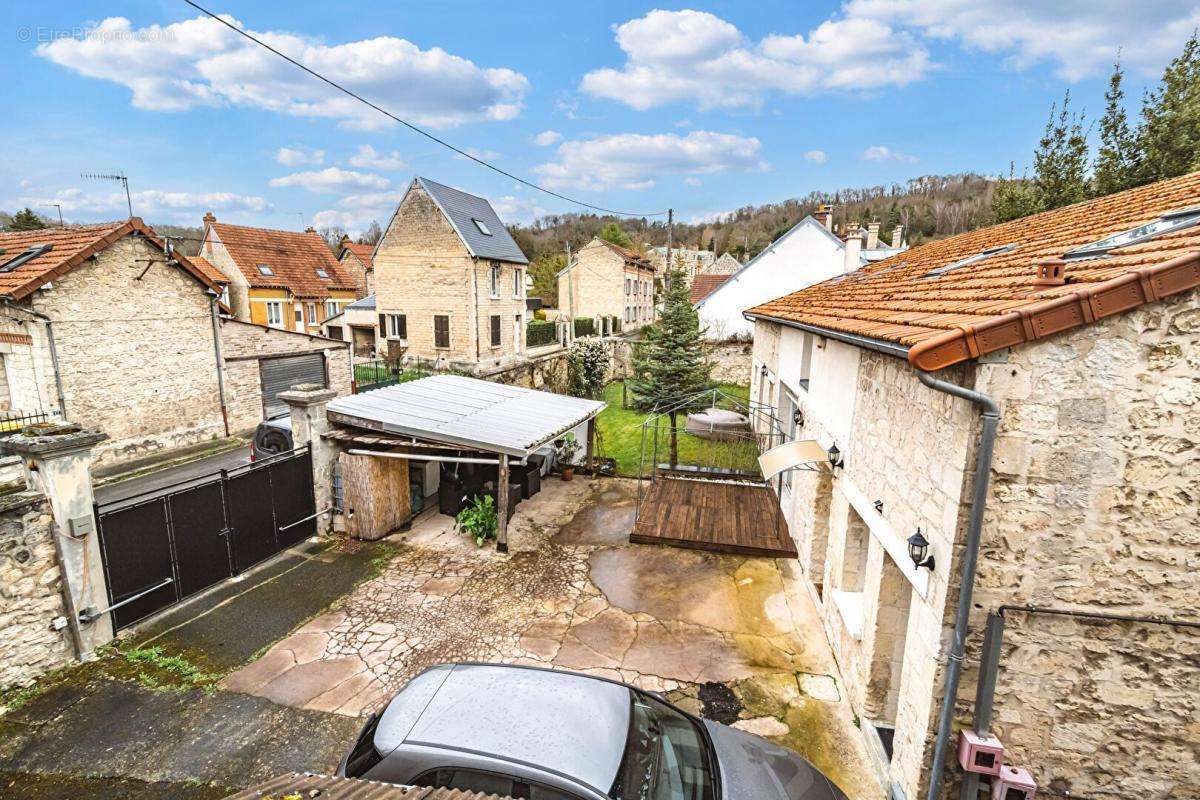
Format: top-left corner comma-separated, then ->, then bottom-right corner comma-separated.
122,645 -> 218,691
556,432 -> 581,464
568,338 -> 608,399
455,494 -> 498,546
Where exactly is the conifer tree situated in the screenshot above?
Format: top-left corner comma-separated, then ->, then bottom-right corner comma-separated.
1092,58 -> 1141,196
1136,30 -> 1200,183
7,208 -> 46,231
992,163 -> 1041,223
1032,91 -> 1090,211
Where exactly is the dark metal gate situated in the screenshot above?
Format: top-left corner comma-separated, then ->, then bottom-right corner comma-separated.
94,446 -> 317,631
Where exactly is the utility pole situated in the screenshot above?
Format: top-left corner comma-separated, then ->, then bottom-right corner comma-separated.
565,241 -> 574,345
664,208 -> 674,291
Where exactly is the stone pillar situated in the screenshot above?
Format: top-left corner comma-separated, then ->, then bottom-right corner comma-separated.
278,383 -> 338,533
5,424 -> 109,660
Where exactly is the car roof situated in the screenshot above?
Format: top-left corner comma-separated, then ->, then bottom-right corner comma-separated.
376,664 -> 631,795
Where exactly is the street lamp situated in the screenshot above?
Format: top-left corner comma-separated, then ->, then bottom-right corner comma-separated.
907,528 -> 936,570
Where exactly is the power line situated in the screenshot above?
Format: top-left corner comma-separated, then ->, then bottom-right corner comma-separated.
180,0 -> 670,219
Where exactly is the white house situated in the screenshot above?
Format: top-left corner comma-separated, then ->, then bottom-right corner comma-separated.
695,216 -> 903,340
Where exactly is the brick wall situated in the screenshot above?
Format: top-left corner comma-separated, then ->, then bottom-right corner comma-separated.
0,493 -> 72,690
220,319 -> 351,433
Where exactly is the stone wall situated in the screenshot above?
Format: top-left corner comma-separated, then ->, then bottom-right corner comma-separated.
608,339 -> 751,387
220,319 -> 352,433
0,493 -> 72,690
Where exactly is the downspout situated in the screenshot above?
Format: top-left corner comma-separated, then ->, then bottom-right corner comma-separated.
917,369 -> 1000,800
207,290 -> 231,437
3,299 -> 67,418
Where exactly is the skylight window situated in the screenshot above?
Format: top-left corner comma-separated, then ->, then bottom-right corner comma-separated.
256,263 -> 274,276
1064,206 -> 1200,259
924,244 -> 1017,278
315,268 -> 330,279
472,218 -> 492,236
0,244 -> 52,273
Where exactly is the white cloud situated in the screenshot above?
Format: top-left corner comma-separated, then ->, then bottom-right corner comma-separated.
491,195 -> 550,225
37,15 -> 530,129
268,167 -> 390,193
846,0 -> 1200,81
580,9 -> 930,110
275,145 -> 325,167
535,131 -> 765,191
804,150 -> 828,164
11,186 -> 270,224
310,209 -> 361,231
347,145 -> 406,170
690,209 -> 732,225
862,145 -> 918,163
684,177 -> 702,186
532,130 -> 562,147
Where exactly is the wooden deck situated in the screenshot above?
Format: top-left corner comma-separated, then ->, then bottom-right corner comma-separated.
631,476 -> 797,558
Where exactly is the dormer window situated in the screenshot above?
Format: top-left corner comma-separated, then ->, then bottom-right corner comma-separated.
1064,206 -> 1200,260
257,263 -> 274,276
315,267 -> 330,279
472,218 -> 492,236
924,244 -> 1017,278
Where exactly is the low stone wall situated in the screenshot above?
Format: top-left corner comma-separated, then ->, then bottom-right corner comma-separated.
0,492 -> 72,690
477,347 -> 572,394
608,338 -> 751,386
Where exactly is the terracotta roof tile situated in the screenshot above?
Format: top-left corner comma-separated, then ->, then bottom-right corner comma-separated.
189,254 -> 229,284
340,241 -> 375,269
0,218 -> 220,300
690,273 -> 730,304
208,221 -> 357,299
598,238 -> 652,268
747,171 -> 1200,369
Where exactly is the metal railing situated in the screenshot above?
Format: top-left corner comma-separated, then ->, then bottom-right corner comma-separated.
354,360 -> 428,393
0,408 -> 60,433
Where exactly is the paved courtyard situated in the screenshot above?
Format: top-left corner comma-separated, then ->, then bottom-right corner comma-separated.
223,476 -> 880,799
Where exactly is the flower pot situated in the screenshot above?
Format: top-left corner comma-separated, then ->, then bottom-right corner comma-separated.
562,466 -> 575,481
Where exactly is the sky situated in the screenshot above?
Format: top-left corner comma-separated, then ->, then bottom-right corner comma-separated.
3,1 -> 1199,234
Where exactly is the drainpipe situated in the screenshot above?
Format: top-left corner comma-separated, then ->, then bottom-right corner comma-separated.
916,369 -> 1000,800
3,299 -> 67,418
207,290 -> 230,437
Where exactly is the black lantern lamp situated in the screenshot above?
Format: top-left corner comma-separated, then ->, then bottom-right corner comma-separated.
760,365 -> 769,378
827,443 -> 843,471
907,528 -> 935,570
792,408 -> 803,427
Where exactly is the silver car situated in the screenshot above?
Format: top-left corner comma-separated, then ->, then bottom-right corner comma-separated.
339,662 -> 848,800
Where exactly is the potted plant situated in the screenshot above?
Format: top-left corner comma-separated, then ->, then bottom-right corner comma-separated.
454,494 -> 497,547
556,432 -> 581,481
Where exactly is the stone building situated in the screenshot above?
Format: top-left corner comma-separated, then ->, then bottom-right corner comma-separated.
744,172 -> 1200,800
647,244 -> 714,284
338,236 -> 375,299
322,294 -> 381,360
200,214 -> 359,334
557,237 -> 656,335
373,177 -> 529,371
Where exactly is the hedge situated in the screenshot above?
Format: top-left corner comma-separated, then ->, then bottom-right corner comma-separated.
527,319 -> 557,347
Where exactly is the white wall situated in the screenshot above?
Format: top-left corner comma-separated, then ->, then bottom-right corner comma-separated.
697,218 -> 845,339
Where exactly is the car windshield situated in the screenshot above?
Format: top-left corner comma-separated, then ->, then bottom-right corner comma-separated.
609,691 -> 715,800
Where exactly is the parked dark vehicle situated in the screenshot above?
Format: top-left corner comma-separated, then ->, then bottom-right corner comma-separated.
340,662 -> 848,800
251,415 -> 292,460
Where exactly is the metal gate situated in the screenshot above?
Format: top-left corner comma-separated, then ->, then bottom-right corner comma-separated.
261,354 -> 327,418
94,446 -> 317,631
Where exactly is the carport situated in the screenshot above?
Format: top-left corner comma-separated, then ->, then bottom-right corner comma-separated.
326,374 -> 605,550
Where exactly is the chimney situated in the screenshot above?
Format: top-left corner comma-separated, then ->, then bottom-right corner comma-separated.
814,204 -> 834,231
203,211 -> 216,225
866,222 -> 880,250
891,225 -> 904,249
843,232 -> 862,274
1033,257 -> 1066,286
305,226 -> 316,234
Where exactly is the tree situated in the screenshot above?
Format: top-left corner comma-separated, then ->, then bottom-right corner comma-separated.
8,208 -> 46,231
317,225 -> 347,252
529,252 -> 563,306
1032,91 -> 1090,211
598,221 -> 632,249
1136,30 -> 1200,184
992,163 -> 1042,223
357,220 -> 383,245
629,267 -> 712,466
567,338 -> 608,399
1092,58 -> 1141,197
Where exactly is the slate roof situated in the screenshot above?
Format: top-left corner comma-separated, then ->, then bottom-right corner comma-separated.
207,220 -> 357,299
0,218 -> 222,300
347,294 -> 376,310
690,273 -> 730,304
746,171 -> 1200,371
416,177 -> 528,264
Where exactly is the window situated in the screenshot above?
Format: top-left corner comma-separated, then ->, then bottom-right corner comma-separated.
294,307 -> 303,326
265,301 -> 283,328
315,267 -> 329,279
923,244 -> 1017,278
798,333 -> 814,391
325,300 -> 342,318
0,244 -> 52,273
490,314 -> 502,347
625,278 -> 631,296
779,390 -> 800,489
490,263 -> 501,297
609,691 -> 716,800
434,314 -> 450,349
472,218 -> 492,236
306,302 -> 318,324
382,313 -> 407,339
513,268 -> 522,297
1065,206 -> 1200,259
256,263 -> 274,276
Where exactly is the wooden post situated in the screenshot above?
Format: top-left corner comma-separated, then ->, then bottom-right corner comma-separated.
586,417 -> 596,475
496,453 -> 510,553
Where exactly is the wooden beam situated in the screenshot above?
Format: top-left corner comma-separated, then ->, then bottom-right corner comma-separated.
586,417 -> 596,475
496,453 -> 510,553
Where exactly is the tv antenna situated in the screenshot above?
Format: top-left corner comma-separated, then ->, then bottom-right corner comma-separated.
82,171 -> 133,218
45,204 -> 64,228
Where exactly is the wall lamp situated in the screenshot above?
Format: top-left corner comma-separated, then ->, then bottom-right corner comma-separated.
792,408 -> 804,427
827,443 -> 843,471
907,528 -> 936,570
760,365 -> 769,378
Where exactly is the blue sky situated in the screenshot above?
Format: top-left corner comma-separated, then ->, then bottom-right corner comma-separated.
3,1 -> 1199,232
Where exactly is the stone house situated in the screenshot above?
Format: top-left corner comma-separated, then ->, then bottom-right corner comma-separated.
647,245 -> 714,284
322,294 -> 381,360
200,213 -> 359,334
557,237 -> 656,335
338,236 -> 375,299
744,172 -> 1200,800
704,252 -> 742,276
373,177 -> 529,371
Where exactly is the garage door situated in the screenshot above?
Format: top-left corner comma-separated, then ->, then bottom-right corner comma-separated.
261,353 -> 326,418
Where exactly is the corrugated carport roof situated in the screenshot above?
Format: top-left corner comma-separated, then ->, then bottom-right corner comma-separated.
326,374 -> 606,457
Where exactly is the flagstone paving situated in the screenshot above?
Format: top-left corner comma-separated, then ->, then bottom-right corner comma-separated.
222,477 -> 881,799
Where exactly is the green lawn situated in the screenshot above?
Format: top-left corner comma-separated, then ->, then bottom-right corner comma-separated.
595,381 -> 760,477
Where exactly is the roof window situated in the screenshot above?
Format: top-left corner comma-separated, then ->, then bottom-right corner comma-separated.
256,263 -> 274,276
472,218 -> 492,236
315,267 -> 330,279
924,243 -> 1017,278
0,244 -> 53,273
1063,206 -> 1200,260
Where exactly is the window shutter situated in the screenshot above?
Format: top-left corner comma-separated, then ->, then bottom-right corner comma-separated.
490,315 -> 501,346
398,315 -> 407,339
434,315 -> 450,348
379,313 -> 387,335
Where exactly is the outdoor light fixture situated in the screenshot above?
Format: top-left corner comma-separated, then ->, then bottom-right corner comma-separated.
760,365 -> 769,378
908,528 -> 935,570
827,444 -> 843,471
792,408 -> 803,427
